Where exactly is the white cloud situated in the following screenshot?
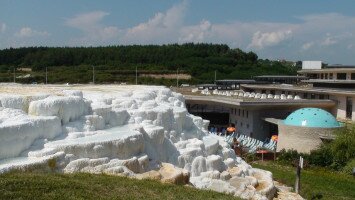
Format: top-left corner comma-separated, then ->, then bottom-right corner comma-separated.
301,42 -> 314,50
65,11 -> 120,45
179,20 -> 212,42
1,23 -> 6,33
8,2 -> 350,63
248,30 -> 292,50
122,1 -> 187,44
321,36 -> 337,46
15,27 -> 49,38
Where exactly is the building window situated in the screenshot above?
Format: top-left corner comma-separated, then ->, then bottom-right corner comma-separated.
303,93 -> 308,99
319,94 -> 324,99
281,91 -> 285,94
346,97 -> 352,119
240,122 -> 243,127
311,93 -> 315,99
329,73 -> 333,79
242,110 -> 245,117
321,73 -> 324,79
238,109 -> 240,116
270,90 -> 275,95
351,73 -> 355,80
325,73 -> 328,79
261,90 -> 266,94
247,124 -> 249,129
246,111 -> 249,118
337,73 -> 346,80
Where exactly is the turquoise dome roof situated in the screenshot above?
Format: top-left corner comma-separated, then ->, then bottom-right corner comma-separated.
283,108 -> 341,128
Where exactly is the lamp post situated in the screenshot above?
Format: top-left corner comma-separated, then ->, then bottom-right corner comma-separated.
214,70 -> 217,84
92,65 -> 95,84
176,68 -> 179,87
45,67 -> 48,84
13,66 -> 16,83
135,66 -> 138,85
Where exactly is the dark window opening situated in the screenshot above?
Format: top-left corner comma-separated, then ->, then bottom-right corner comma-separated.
311,94 -> 315,99
346,97 -> 352,119
337,73 -> 346,80
351,73 -> 355,80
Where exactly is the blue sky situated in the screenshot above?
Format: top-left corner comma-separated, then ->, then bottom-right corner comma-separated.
1,0 -> 355,64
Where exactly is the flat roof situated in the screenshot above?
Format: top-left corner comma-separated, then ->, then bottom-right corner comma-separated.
298,68 -> 355,73
254,75 -> 308,79
302,79 -> 355,84
326,65 -> 355,68
197,84 -> 216,87
216,79 -> 256,83
263,118 -> 281,124
241,84 -> 355,96
184,94 -> 335,109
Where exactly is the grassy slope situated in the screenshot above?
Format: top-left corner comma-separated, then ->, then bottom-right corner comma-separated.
252,162 -> 355,200
0,173 -> 239,200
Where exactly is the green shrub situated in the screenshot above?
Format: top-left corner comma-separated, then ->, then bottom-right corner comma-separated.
278,125 -> 355,172
330,125 -> 355,169
308,144 -> 333,167
342,159 -> 355,175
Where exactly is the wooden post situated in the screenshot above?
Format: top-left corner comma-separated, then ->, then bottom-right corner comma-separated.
295,156 -> 303,194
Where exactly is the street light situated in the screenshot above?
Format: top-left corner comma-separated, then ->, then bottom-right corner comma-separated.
176,68 -> 179,87
214,70 -> 217,84
135,66 -> 138,85
13,66 -> 16,83
92,65 -> 95,84
45,67 -> 48,84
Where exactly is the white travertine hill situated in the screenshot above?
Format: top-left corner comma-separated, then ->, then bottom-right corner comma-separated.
0,84 -> 277,200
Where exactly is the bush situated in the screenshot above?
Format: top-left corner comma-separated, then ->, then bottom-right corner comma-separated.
308,144 -> 333,167
330,125 -> 355,169
342,159 -> 355,175
277,149 -> 309,166
278,125 -> 355,172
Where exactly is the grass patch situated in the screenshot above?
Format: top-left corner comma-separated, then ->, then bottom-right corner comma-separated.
0,172 -> 239,200
252,161 -> 355,200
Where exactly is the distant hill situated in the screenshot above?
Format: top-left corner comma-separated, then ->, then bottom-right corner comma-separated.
0,44 -> 299,84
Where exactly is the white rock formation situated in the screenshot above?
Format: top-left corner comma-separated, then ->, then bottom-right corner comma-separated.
0,84 -> 276,199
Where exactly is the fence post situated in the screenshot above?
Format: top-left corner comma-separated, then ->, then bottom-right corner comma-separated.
295,156 -> 303,194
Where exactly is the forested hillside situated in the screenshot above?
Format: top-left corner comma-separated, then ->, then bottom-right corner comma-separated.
0,43 -> 299,84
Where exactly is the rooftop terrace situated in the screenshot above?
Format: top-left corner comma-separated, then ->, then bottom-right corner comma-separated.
174,87 -> 335,108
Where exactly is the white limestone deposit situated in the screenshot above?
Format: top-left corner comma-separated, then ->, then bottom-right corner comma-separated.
0,84 -> 276,199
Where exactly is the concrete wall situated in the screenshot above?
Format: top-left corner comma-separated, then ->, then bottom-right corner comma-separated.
338,95 -> 347,119
277,124 -> 340,153
229,107 -> 254,137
